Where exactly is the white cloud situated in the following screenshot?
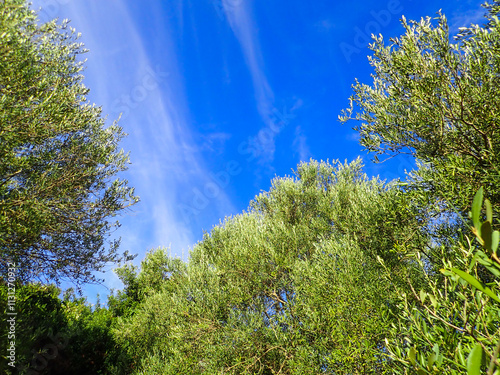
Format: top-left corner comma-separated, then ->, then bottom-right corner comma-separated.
199,132 -> 232,153
223,1 -> 283,162
293,126 -> 311,162
29,0 -> 237,296
449,7 -> 486,32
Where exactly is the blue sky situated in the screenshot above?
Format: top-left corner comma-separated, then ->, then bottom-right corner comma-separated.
30,0 -> 485,300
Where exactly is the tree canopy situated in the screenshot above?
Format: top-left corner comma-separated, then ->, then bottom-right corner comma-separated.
112,160 -> 425,374
340,2 -> 500,373
2,1 -> 500,374
0,0 -> 138,282
339,1 -> 500,216
0,0 -> 138,284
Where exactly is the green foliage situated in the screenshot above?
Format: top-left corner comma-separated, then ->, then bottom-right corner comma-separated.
107,248 -> 186,318
62,291 -> 131,375
0,282 -> 67,374
114,159 -> 425,374
0,0 -> 138,284
0,283 -> 127,374
338,3 -> 500,373
381,190 -> 500,374
2,1 -> 498,374
339,1 -> 500,215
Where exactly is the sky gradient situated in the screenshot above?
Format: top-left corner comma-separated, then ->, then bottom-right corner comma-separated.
30,0 -> 486,300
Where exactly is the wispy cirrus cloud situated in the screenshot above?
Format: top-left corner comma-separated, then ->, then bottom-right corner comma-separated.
30,0 -> 236,280
293,126 -> 311,162
449,6 -> 486,32
222,1 -> 284,163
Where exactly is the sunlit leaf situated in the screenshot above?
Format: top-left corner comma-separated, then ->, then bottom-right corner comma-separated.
409,346 -> 416,366
452,268 -> 500,303
492,230 -> 500,254
419,290 -> 426,303
471,188 -> 484,238
485,198 -> 493,223
427,352 -> 436,370
467,343 -> 482,375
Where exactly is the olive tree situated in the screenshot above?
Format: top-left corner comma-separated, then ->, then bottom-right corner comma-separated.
378,189 -> 500,375
339,2 -> 500,373
339,1 -> 500,216
0,0 -> 138,284
113,160 -> 425,374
